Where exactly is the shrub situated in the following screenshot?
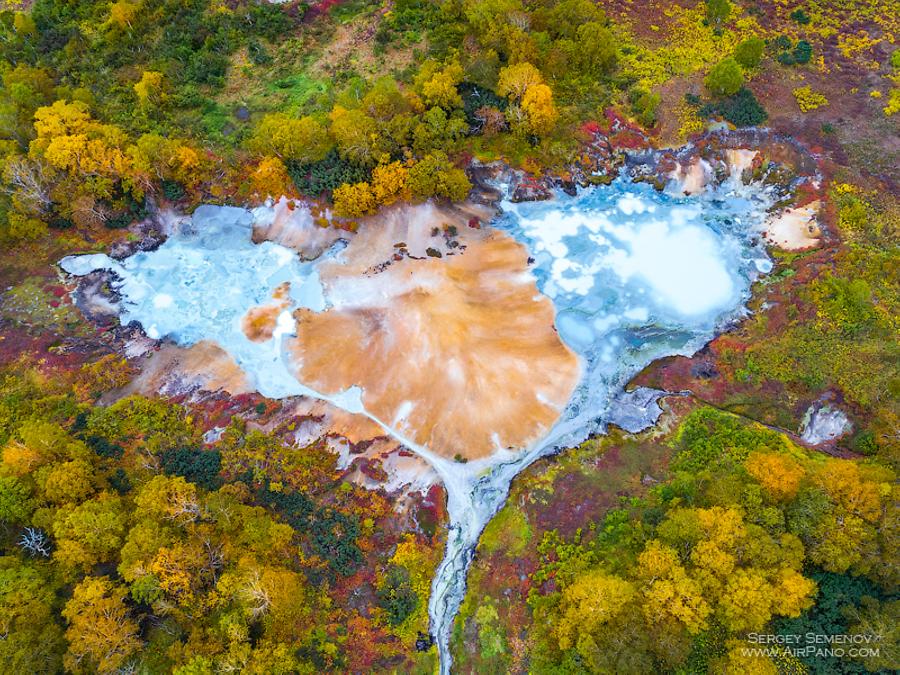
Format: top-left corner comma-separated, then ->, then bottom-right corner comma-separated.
851,430 -> 878,456
793,86 -> 828,112
773,37 -> 812,65
734,37 -> 765,69
700,87 -> 768,126
247,38 -> 272,65
772,35 -> 793,51
705,0 -> 731,31
793,40 -> 812,64
790,9 -> 810,25
704,57 -> 744,97
377,565 -> 419,626
629,87 -> 661,127
161,180 -> 186,201
104,212 -> 132,229
287,150 -> 370,196
884,89 -> 900,116
161,447 -> 223,490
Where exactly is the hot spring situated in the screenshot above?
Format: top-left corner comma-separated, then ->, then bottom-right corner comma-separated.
61,166 -> 778,673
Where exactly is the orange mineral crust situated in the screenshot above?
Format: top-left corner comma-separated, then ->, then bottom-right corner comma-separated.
287,203 -> 581,461
241,282 -> 292,342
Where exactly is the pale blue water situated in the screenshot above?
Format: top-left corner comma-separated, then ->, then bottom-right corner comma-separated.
494,176 -> 773,435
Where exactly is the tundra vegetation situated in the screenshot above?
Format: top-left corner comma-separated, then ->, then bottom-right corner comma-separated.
0,1 -> 898,673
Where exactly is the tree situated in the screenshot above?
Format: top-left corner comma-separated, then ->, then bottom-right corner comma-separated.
37,458 -> 96,505
718,569 -> 778,632
30,100 -> 95,154
705,57 -> 744,98
555,570 -> 635,651
52,494 -> 128,574
0,475 -> 33,524
248,156 -> 294,199
630,88 -> 661,127
0,560 -> 65,673
62,576 -> 142,674
362,77 -> 411,120
248,114 -> 332,164
705,0 -> 731,31
133,71 -> 166,109
134,475 -> 202,526
418,61 -> 464,110
411,106 -> 468,154
521,83 -> 558,136
844,598 -> 899,672
332,181 -> 376,218
105,1 -> 142,31
636,541 -> 711,634
129,134 -> 206,190
575,22 -> 617,76
328,106 -> 384,167
745,451 -> 805,501
734,37 -> 765,69
406,152 -> 471,202
370,160 -> 409,206
150,542 -> 203,606
497,63 -> 544,102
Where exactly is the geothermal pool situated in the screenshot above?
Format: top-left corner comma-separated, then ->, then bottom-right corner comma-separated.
61,170 -> 776,673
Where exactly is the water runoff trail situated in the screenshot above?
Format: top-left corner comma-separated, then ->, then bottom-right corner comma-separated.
61,168 -> 777,674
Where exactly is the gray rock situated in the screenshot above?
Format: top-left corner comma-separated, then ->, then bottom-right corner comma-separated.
608,387 -> 668,433
800,402 -> 852,445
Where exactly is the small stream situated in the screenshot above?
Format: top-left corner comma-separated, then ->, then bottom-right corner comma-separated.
61,162 -> 779,674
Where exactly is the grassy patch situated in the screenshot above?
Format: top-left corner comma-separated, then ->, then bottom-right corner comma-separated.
479,506 -> 532,557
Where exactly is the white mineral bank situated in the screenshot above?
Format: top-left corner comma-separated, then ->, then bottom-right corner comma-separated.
60,173 -> 775,674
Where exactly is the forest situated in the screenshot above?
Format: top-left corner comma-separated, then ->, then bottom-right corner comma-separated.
0,0 -> 898,673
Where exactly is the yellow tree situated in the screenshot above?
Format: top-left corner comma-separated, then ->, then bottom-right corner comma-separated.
332,181 -> 376,218
249,156 -> 294,199
37,459 -> 96,506
636,540 -> 711,634
248,114 -> 332,164
371,160 -> 410,206
771,567 -> 816,618
496,62 -> 544,101
133,71 -> 166,109
62,576 -> 142,674
105,1 -> 143,31
745,451 -> 806,501
555,570 -> 635,651
418,61 -> 464,110
328,106 -> 384,167
717,569 -> 775,632
521,83 -> 558,136
134,475 -> 202,526
52,494 -> 128,575
150,543 -> 203,607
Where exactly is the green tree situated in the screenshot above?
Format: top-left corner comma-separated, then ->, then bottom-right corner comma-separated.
734,37 -> 765,69
52,494 -> 128,574
0,559 -> 65,673
0,475 -> 33,523
406,152 -> 471,201
706,0 -> 731,31
705,57 -> 744,97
